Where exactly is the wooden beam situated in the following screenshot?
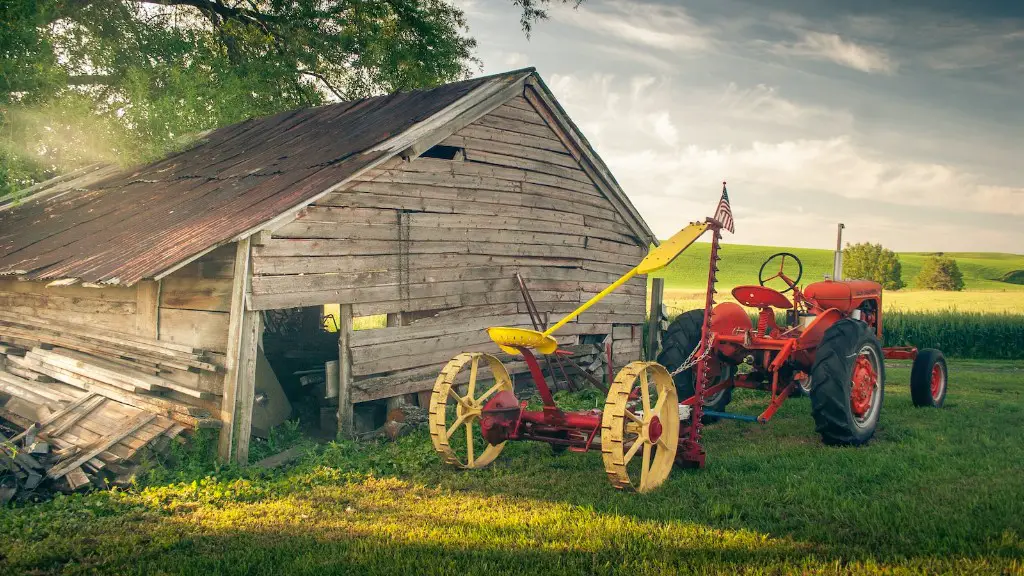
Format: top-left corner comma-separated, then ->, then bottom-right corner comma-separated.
218,239 -> 250,462
646,277 -> 664,361
48,412 -> 156,479
336,304 -> 354,439
134,281 -> 160,338
232,308 -> 261,465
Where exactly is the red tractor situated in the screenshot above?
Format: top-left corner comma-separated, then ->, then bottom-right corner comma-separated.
428,191 -> 949,492
659,250 -> 949,453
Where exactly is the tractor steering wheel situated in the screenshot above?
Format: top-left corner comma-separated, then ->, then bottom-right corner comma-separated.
758,252 -> 803,294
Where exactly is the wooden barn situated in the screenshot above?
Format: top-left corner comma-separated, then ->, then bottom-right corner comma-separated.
0,68 -> 662,470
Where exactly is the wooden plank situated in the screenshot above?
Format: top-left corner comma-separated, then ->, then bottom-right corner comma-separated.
337,304 -> 354,439
453,124 -> 566,153
251,265 -> 597,296
399,157 -> 600,197
0,371 -> 62,406
5,364 -> 55,383
464,148 -> 591,184
252,254 -> 398,276
29,348 -> 154,391
48,412 -> 157,479
321,189 -> 620,232
0,278 -> 135,302
347,288 -> 581,317
350,314 -> 533,348
297,206 -> 399,225
4,393 -> 99,444
351,169 -> 618,216
18,353 -> 209,421
158,309 -> 230,353
159,278 -> 233,313
487,103 -> 549,126
474,114 -> 561,141
44,348 -> 211,399
0,309 -> 200,355
444,134 -> 579,169
135,281 -> 160,338
219,239 -> 249,462
0,291 -> 136,315
232,309 -> 261,465
46,396 -> 107,438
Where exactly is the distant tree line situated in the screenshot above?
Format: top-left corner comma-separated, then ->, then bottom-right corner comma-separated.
843,243 -> 964,291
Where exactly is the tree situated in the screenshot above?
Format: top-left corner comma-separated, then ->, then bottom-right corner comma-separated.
0,0 -> 580,195
842,242 -> 905,290
915,254 -> 965,291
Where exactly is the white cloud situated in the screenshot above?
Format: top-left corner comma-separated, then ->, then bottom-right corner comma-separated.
554,2 -> 713,53
544,73 -> 1024,251
775,32 -> 897,74
501,52 -> 528,69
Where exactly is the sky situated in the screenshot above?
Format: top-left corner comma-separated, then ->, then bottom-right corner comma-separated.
456,0 -> 1024,253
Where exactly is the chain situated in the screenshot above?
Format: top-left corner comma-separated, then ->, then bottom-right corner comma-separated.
670,332 -> 716,377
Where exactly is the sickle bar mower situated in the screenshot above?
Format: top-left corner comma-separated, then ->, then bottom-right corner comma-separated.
428,192 -> 948,493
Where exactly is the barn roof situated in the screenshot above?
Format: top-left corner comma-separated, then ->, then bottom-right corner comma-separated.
0,68 -> 655,287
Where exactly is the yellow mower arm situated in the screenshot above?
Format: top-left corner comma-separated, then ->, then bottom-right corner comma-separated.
488,221 -> 710,354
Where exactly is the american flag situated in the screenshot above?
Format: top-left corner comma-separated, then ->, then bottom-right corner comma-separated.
714,182 -> 735,233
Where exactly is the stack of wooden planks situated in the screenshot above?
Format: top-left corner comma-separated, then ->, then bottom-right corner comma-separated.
0,313 -> 224,498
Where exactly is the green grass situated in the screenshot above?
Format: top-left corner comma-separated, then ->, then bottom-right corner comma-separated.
2,360 -> 1022,574
653,242 -> 1024,293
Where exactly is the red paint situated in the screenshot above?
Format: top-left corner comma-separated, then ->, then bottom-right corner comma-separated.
931,363 -> 943,399
648,415 -> 663,444
850,354 -> 877,417
883,347 -> 918,360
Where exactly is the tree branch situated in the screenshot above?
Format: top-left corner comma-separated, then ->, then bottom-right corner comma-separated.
300,70 -> 345,101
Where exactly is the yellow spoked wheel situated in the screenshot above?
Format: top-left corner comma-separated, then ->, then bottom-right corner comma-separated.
601,362 -> 679,493
428,352 -> 513,469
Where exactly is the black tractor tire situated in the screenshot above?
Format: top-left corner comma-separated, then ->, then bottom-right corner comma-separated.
657,310 -> 733,421
910,349 -> 948,408
809,319 -> 885,446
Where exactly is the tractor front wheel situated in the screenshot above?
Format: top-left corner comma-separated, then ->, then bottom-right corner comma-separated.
658,309 -> 733,421
809,319 -> 885,446
910,349 -> 947,407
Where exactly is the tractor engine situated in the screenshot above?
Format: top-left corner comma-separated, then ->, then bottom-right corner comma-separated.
803,279 -> 882,315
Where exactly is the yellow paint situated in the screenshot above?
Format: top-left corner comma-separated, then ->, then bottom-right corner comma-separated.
636,221 -> 709,274
486,221 -> 710,353
428,352 -> 513,469
601,362 -> 679,492
487,327 -> 558,355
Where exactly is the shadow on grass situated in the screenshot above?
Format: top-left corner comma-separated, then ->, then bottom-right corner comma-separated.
1,360 -> 1020,574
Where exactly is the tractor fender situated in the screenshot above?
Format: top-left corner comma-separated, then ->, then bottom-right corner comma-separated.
711,302 -> 753,361
795,308 -> 845,364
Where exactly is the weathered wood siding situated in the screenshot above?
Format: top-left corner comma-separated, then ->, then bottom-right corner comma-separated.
0,245 -> 233,403
250,95 -> 649,402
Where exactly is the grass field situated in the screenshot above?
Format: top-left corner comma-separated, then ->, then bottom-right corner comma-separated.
2,360 -> 1021,574
652,242 -> 1024,315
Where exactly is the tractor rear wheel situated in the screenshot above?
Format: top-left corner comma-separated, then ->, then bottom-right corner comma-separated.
809,319 -> 885,446
910,349 -> 947,407
658,309 -> 733,421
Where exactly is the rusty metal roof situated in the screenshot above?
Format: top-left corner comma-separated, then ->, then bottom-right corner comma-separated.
0,70 -> 531,286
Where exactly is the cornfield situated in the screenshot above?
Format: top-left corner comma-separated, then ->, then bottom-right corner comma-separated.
653,311 -> 1024,360
882,310 -> 1024,359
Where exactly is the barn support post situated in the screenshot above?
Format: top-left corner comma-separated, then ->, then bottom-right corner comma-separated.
337,304 -> 354,439
134,280 -> 160,338
218,238 -> 253,463
646,277 -> 664,361
232,307 -> 262,465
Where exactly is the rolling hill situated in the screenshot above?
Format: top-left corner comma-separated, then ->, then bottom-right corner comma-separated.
651,242 -> 1024,292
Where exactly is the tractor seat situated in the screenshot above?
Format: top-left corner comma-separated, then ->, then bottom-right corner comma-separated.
731,285 -> 793,309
